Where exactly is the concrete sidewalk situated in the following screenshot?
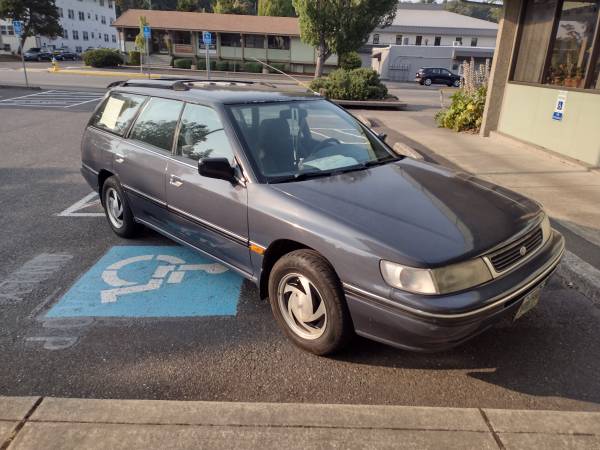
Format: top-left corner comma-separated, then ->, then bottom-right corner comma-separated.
368,108 -> 600,306
1,397 -> 599,449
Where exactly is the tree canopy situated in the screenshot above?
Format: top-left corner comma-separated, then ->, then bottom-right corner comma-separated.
257,0 -> 294,16
442,0 -> 501,23
293,0 -> 397,77
212,0 -> 255,14
0,0 -> 62,50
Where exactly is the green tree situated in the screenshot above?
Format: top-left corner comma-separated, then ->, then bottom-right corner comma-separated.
293,0 -> 397,77
135,15 -> 148,53
177,0 -> 197,11
213,0 -> 254,14
0,0 -> 62,52
258,0 -> 294,16
443,0 -> 501,23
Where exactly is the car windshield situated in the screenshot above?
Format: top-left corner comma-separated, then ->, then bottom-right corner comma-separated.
227,100 -> 397,183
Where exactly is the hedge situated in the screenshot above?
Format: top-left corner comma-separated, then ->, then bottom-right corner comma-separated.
310,68 -> 388,100
82,49 -> 123,68
128,51 -> 140,66
339,52 -> 362,70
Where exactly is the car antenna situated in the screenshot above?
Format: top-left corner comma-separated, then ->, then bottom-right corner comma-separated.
248,57 -> 319,95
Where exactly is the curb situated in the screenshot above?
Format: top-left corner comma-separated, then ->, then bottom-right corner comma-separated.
556,251 -> 600,308
46,69 -> 162,79
0,84 -> 41,90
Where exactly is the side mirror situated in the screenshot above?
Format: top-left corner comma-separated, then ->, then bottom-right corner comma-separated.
198,157 -> 236,183
377,132 -> 387,142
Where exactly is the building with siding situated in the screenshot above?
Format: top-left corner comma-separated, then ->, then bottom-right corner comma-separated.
111,9 -> 338,74
481,0 -> 600,167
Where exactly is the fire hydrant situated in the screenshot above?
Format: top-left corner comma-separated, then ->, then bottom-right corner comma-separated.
51,57 -> 60,72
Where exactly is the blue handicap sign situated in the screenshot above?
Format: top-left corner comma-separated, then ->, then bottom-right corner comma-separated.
143,26 -> 151,39
46,246 -> 243,318
202,31 -> 212,45
13,20 -> 23,35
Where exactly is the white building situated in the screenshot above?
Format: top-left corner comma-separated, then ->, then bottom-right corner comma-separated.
0,0 -> 118,54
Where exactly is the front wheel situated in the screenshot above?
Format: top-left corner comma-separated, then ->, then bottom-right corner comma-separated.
423,78 -> 432,86
268,250 -> 353,355
101,176 -> 139,238
453,79 -> 460,87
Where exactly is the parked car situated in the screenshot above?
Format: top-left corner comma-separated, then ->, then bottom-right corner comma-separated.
415,67 -> 461,87
23,48 -> 53,61
81,79 -> 564,355
53,48 -> 79,61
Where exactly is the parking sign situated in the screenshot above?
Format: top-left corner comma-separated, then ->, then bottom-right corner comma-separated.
13,20 -> 23,35
143,25 -> 151,39
202,31 -> 212,45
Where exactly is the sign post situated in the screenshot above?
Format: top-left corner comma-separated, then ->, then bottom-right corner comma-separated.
143,25 -> 151,76
202,31 -> 212,80
13,20 -> 29,88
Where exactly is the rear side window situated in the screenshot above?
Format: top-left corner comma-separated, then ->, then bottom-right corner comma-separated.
129,98 -> 184,152
90,92 -> 146,136
176,104 -> 234,162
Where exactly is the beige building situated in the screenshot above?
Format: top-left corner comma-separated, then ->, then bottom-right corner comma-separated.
112,9 -> 337,74
482,0 -> 600,167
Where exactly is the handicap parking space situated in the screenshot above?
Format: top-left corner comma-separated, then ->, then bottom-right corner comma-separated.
0,89 -> 103,109
46,246 -> 243,318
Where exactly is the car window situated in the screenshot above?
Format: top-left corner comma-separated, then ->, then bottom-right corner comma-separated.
129,97 -> 183,152
90,92 -> 146,136
432,68 -> 441,74
176,104 -> 234,162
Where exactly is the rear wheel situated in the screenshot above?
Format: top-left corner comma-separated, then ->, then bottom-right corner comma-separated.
424,78 -> 432,86
101,176 -> 139,238
268,249 -> 353,355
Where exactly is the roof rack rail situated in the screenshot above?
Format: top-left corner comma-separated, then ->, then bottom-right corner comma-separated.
106,79 -> 191,91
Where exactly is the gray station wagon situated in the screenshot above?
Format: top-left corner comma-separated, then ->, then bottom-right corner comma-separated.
81,79 -> 565,355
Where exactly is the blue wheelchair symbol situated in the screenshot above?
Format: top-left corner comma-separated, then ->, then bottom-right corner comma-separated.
46,246 -> 243,318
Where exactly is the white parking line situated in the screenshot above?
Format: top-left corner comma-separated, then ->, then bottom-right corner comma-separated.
57,192 -> 104,217
0,89 -> 103,109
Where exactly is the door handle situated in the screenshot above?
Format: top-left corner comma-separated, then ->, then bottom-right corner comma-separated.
169,175 -> 183,188
114,154 -> 125,164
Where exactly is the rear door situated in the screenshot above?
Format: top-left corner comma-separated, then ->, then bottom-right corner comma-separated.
165,103 -> 252,276
116,97 -> 184,228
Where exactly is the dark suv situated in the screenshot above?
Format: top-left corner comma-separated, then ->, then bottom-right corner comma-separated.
415,67 -> 461,87
81,79 -> 564,355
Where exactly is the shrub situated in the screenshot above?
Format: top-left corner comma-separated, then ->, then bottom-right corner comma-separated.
215,60 -> 229,71
435,85 -> 487,132
128,51 -> 140,66
309,68 -> 387,100
268,63 -> 288,74
174,58 -> 192,69
243,62 -> 263,73
82,49 -> 123,68
339,51 -> 362,70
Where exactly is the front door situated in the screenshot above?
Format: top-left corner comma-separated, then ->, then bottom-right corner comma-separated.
165,103 -> 252,276
118,97 -> 184,228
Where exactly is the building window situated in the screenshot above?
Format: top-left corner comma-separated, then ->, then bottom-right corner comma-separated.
396,34 -> 403,45
78,11 -> 85,21
245,34 -> 265,48
220,33 -> 241,47
95,14 -> 98,21
63,29 -> 68,39
415,35 -> 423,46
372,34 -> 379,44
512,0 -> 600,90
101,16 -> 106,24
73,30 -> 79,40
76,46 -> 82,52
0,26 -> 7,35
91,32 -> 95,39
434,36 -> 441,46
87,13 -> 91,19
104,33 -> 109,42
108,1 -> 113,8
124,28 -> 137,42
58,7 -> 63,17
455,37 -> 463,45
403,37 -> 409,45
268,35 -> 290,50
172,31 -> 191,45
112,34 -> 116,43
68,9 -> 74,19
471,37 -> 478,47
83,31 -> 89,41
7,25 -> 14,35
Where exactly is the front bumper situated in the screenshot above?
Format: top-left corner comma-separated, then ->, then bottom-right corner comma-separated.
344,230 -> 565,352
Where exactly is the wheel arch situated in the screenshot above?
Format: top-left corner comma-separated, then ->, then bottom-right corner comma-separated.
98,169 -> 114,203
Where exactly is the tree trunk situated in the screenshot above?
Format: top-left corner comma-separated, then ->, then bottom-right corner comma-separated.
314,35 -> 330,78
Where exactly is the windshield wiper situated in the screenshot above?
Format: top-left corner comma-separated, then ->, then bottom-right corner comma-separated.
268,170 -> 332,184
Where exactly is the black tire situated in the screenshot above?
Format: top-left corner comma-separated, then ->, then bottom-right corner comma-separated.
453,79 -> 460,88
424,78 -> 432,86
268,249 -> 353,355
101,176 -> 139,238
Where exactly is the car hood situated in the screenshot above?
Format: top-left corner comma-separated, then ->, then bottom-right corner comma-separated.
270,159 -> 542,266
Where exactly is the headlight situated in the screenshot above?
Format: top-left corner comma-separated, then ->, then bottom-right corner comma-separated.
380,258 -> 493,295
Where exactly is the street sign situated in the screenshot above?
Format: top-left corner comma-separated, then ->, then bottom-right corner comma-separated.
552,91 -> 567,121
13,20 -> 23,36
143,25 -> 151,39
202,31 -> 212,45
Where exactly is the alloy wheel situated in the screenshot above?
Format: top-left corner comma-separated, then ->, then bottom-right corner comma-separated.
106,187 -> 124,228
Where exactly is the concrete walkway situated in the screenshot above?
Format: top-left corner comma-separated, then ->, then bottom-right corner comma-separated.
1,397 -> 600,449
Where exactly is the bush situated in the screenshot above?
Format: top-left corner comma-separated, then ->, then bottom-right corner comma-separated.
268,63 -> 288,74
174,58 -> 192,69
435,85 -> 487,132
339,51 -> 362,70
82,49 -> 123,68
128,51 -> 140,66
243,62 -> 263,73
215,60 -> 229,71
309,68 -> 388,100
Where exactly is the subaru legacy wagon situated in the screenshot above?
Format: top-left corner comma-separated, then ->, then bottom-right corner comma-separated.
81,79 -> 564,355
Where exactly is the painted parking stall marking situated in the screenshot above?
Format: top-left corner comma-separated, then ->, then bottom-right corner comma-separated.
46,246 -> 243,318
0,90 -> 103,108
57,192 -> 104,217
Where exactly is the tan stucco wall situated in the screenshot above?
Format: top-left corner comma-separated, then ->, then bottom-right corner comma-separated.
498,83 -> 600,167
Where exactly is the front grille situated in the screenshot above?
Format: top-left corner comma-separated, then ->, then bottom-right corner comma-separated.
489,227 -> 543,273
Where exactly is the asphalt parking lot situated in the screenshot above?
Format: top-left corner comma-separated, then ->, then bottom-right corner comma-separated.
1,86 -> 600,412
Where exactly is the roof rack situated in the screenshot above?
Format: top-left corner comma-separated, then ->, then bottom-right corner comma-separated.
106,79 -> 191,91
